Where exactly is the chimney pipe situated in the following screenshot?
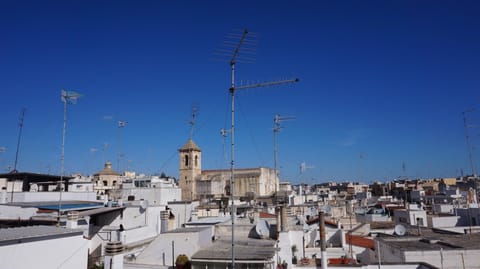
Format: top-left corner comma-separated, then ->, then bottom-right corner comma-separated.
319,211 -> 328,269
104,241 -> 124,269
160,210 -> 169,233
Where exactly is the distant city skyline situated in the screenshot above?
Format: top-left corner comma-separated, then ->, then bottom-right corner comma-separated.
1,1 -> 480,183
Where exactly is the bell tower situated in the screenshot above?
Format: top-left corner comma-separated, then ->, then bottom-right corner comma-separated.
178,139 -> 202,201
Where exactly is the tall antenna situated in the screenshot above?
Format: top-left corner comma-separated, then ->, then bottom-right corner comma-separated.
359,152 -> 365,182
117,120 -> 128,172
299,161 -> 314,176
189,105 -> 199,140
59,89 -> 82,224
223,28 -> 299,269
273,113 -> 295,204
12,108 -> 26,173
463,109 -> 476,177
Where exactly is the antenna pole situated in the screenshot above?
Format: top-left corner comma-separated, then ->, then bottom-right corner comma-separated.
463,110 -> 476,177
59,97 -> 67,224
226,29 -> 299,269
13,108 -> 26,173
10,108 -> 26,203
273,114 -> 295,205
229,30 -> 244,269
117,123 -> 121,172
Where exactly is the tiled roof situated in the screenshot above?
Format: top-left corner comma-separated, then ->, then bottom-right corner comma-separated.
179,139 -> 201,151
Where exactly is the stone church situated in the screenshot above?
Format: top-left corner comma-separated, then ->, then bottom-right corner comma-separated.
178,139 -> 279,201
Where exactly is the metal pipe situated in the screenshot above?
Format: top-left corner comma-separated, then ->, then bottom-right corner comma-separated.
319,211 -> 327,269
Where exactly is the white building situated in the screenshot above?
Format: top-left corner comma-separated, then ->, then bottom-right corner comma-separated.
0,226 -> 88,269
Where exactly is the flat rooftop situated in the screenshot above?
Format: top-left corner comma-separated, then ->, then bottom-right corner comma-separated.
0,225 -> 83,246
192,238 -> 275,261
380,232 -> 480,251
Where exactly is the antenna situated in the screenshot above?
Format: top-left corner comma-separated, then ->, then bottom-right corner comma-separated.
273,113 -> 295,204
58,89 -> 82,224
359,152 -> 365,182
12,108 -> 26,173
463,109 -> 476,177
299,161 -> 315,175
189,105 -> 199,140
117,120 -> 128,172
224,28 -> 299,269
102,142 -> 109,164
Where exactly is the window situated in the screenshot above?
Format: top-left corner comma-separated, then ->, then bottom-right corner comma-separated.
184,155 -> 189,167
195,155 -> 198,167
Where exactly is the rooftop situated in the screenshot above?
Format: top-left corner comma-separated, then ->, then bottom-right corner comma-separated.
179,139 -> 201,151
192,238 -> 275,261
0,225 -> 83,246
379,230 -> 480,251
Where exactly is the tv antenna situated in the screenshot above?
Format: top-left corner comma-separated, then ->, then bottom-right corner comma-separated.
189,105 -> 199,140
463,109 -> 477,177
273,113 -> 295,203
299,161 -> 315,175
12,108 -> 26,173
222,28 -> 299,269
117,120 -> 128,172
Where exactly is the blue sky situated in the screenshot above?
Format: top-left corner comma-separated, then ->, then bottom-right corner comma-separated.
1,1 -> 480,183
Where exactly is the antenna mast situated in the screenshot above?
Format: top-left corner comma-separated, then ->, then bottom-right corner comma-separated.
189,105 -> 198,140
225,28 -> 299,269
463,109 -> 476,177
273,113 -> 295,204
13,108 -> 26,173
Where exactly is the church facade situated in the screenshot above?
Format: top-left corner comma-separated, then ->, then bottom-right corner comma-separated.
178,139 -> 279,201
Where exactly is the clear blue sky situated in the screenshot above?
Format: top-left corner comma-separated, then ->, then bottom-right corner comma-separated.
1,1 -> 480,183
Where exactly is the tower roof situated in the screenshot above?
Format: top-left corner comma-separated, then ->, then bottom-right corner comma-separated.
94,161 -> 120,176
179,139 -> 201,152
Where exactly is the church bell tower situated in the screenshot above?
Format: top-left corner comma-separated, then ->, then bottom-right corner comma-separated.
178,139 -> 202,201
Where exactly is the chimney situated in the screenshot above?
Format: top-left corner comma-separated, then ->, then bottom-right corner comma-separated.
66,211 -> 79,229
160,210 -> 169,233
104,241 -> 124,269
319,211 -> 328,269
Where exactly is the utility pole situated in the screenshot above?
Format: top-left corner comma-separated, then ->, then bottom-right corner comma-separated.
224,29 -> 299,269
273,113 -> 295,204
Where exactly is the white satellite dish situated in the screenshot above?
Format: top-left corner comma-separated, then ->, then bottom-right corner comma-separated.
322,205 -> 332,215
303,222 -> 310,232
140,200 -> 149,210
30,183 -> 38,192
255,219 -> 270,239
394,224 -> 406,236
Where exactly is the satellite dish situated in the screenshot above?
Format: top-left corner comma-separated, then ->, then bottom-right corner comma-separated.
303,222 -> 309,232
394,224 -> 406,236
255,219 -> 270,239
140,200 -> 149,210
322,205 -> 332,215
30,183 -> 38,192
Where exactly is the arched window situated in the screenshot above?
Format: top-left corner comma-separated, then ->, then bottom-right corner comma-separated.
184,155 -> 189,167
195,155 -> 198,167
225,185 -> 230,196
